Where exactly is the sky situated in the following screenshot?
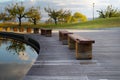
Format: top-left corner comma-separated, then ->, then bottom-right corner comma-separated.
0,0 -> 120,21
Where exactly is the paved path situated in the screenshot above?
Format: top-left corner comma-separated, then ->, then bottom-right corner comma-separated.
24,29 -> 120,80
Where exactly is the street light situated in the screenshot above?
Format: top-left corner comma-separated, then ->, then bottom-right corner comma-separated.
93,3 -> 95,20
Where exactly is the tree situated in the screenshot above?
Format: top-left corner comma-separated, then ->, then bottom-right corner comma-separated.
97,5 -> 120,18
45,18 -> 53,24
5,3 -> 27,26
97,10 -> 105,18
0,12 -> 15,22
0,12 -> 7,21
44,7 -> 63,24
71,12 -> 87,23
58,10 -> 71,23
26,7 -> 41,25
70,16 -> 78,23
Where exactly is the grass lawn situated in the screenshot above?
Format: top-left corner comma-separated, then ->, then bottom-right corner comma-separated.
0,17 -> 120,29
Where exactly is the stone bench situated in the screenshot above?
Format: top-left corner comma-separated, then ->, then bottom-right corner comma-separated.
41,28 -> 52,37
33,28 -> 39,34
68,34 -> 95,60
59,30 -> 73,45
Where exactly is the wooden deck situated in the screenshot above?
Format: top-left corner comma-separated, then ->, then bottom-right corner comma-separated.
24,29 -> 120,80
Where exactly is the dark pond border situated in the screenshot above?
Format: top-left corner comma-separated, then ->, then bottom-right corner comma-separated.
0,32 -> 40,54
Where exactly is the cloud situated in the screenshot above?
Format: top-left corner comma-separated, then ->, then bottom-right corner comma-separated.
0,0 -> 11,2
18,52 -> 29,61
39,0 -> 99,18
47,0 -> 120,16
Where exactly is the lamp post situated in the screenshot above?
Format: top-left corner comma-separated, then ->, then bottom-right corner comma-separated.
93,3 -> 95,20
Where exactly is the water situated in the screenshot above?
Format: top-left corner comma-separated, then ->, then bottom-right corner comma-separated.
0,37 -> 38,80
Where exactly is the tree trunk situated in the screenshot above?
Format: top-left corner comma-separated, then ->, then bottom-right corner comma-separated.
18,17 -> 22,26
34,19 -> 37,25
54,18 -> 57,25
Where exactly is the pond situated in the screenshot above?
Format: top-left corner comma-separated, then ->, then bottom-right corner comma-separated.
0,37 -> 38,80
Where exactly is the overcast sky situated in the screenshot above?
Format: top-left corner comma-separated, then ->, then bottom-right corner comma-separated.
0,0 -> 120,21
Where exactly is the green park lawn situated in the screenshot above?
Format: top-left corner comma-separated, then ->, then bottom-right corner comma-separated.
0,17 -> 120,29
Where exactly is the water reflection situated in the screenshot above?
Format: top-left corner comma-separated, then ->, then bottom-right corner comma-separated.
6,39 -> 26,55
6,39 -> 30,60
0,37 -> 38,80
